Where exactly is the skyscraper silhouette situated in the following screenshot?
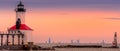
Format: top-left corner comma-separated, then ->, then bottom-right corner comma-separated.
112,32 -> 118,48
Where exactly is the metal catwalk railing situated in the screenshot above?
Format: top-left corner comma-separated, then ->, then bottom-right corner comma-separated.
0,30 -> 25,46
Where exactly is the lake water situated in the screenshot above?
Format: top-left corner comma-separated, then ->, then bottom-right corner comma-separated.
2,48 -> 120,51
55,48 -> 120,51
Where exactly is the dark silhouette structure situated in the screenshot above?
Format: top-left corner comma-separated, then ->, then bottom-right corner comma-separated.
16,18 -> 21,29
112,32 -> 118,48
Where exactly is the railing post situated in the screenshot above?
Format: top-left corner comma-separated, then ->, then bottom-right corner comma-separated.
7,34 -> 9,45
12,35 -> 14,45
18,34 -> 20,45
21,34 -> 24,45
1,35 -> 3,46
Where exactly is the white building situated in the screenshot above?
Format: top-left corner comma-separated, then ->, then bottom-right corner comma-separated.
9,1 -> 33,44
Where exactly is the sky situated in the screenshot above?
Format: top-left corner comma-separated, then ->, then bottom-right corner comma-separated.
0,0 -> 120,43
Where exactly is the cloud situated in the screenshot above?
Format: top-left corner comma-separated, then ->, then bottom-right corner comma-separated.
104,18 -> 120,20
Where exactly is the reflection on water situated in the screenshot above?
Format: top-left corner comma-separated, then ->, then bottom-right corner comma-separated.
0,48 -> 120,51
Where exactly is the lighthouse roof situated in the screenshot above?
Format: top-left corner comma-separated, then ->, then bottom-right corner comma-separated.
18,1 -> 24,6
9,24 -> 33,31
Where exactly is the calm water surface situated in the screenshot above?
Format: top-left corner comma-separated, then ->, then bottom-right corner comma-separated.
55,48 -> 120,51
2,48 -> 120,51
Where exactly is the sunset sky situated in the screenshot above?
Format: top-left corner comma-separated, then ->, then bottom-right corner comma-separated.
0,0 -> 120,43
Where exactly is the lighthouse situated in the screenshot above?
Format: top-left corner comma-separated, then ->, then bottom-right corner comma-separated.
9,1 -> 33,44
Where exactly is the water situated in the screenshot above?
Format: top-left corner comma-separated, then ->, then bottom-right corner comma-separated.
55,48 -> 120,51
1,48 -> 120,51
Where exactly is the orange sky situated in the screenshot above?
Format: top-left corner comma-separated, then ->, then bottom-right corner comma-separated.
0,8 -> 120,43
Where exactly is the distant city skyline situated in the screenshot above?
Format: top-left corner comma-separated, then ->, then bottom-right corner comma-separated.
0,0 -> 120,43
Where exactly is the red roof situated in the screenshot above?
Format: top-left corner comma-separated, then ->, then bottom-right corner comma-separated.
9,24 -> 33,30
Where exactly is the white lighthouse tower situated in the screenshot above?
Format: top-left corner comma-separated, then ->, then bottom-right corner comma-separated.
9,1 -> 33,44
16,1 -> 26,24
